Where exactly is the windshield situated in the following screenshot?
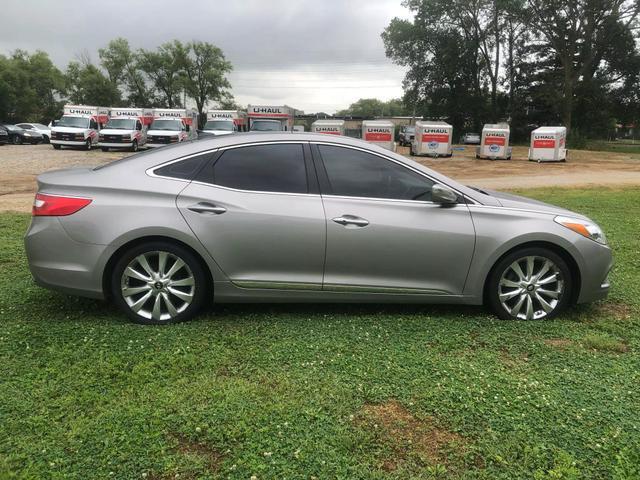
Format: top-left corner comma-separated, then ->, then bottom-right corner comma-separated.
150,119 -> 181,131
3,124 -> 21,131
251,121 -> 281,131
33,123 -> 49,130
106,118 -> 136,130
57,116 -> 90,128
405,127 -> 415,133
204,120 -> 233,131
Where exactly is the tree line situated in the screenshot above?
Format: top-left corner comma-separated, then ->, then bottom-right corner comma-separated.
383,0 -> 640,143
0,38 -> 234,127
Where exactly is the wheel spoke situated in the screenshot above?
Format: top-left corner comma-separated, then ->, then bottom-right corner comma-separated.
122,285 -> 151,297
510,261 -> 526,281
500,278 -> 520,288
165,258 -> 186,278
162,292 -> 178,317
169,277 -> 195,287
535,292 -> 554,313
167,287 -> 193,303
124,266 -> 151,282
525,295 -> 534,320
510,293 -> 527,316
158,251 -> 168,276
526,257 -> 535,280
499,288 -> 522,301
537,273 -> 558,285
136,254 -> 155,277
534,260 -> 552,282
537,288 -> 560,299
151,294 -> 163,320
130,290 -> 153,312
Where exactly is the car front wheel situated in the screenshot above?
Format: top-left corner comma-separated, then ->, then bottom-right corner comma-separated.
487,247 -> 572,320
111,242 -> 208,325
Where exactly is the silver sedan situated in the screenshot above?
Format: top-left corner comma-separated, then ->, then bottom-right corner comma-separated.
25,133 -> 612,324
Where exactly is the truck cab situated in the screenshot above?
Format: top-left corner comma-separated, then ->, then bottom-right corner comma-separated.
50,105 -> 109,150
202,119 -> 236,136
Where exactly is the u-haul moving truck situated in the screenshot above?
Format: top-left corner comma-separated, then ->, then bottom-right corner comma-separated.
99,108 -> 154,152
528,126 -> 567,162
147,108 -> 198,148
476,123 -> 512,160
203,110 -> 247,135
311,119 -> 345,136
411,121 -> 453,157
50,105 -> 109,150
362,120 -> 395,151
248,105 -> 295,131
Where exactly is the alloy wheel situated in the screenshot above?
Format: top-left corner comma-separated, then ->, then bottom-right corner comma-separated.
120,251 -> 196,322
498,255 -> 564,320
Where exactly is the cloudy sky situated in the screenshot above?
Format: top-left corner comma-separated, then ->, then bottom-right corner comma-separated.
0,0 -> 411,113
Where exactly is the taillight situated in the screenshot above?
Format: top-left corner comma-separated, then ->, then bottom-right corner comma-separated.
32,193 -> 92,216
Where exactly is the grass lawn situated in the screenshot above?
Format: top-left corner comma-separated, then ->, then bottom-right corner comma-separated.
1,187 -> 639,479
583,141 -> 640,155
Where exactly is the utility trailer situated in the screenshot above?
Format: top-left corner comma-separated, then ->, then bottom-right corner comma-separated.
311,119 -> 345,136
528,126 -> 567,162
362,120 -> 395,151
476,123 -> 512,160
411,120 -> 453,157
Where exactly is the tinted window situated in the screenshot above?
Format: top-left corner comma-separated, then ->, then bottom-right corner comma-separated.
154,154 -> 209,180
210,144 -> 307,193
318,145 -> 434,201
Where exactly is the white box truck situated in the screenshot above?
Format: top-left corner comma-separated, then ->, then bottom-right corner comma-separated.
528,126 -> 567,162
476,123 -> 512,160
50,105 -> 109,150
202,110 -> 247,135
411,121 -> 453,157
311,119 -> 345,135
362,120 -> 395,151
146,108 -> 198,148
99,108 -> 154,152
248,105 -> 295,131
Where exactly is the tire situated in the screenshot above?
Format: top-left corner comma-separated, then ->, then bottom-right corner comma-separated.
101,147 -> 109,152
487,247 -> 573,321
43,135 -> 49,144
110,241 -> 209,325
409,147 -> 415,156
52,144 -> 61,150
131,139 -> 138,152
85,139 -> 92,151
12,135 -> 22,145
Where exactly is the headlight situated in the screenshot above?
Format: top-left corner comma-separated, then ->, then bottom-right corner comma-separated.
554,216 -> 607,245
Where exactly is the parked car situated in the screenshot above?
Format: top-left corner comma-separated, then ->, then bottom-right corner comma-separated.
461,132 -> 481,144
0,126 -> 8,145
0,123 -> 43,144
399,126 -> 416,146
16,123 -> 51,143
25,133 -> 612,325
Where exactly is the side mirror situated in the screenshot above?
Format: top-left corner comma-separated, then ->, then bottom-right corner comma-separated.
432,184 -> 458,204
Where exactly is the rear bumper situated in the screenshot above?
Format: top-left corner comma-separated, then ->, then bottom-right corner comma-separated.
24,217 -> 114,300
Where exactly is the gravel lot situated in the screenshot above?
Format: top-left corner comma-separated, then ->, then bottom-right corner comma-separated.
2,143 -> 640,212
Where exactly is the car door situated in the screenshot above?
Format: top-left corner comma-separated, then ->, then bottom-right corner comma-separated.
312,143 -> 476,295
176,142 -> 326,289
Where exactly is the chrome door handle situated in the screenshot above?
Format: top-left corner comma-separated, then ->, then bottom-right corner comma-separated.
332,215 -> 369,227
188,203 -> 227,214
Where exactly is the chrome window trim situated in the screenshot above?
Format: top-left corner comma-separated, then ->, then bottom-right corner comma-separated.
189,180 -> 321,198
311,141 -> 477,205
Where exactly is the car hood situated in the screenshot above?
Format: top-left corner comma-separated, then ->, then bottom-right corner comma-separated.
482,189 -> 588,219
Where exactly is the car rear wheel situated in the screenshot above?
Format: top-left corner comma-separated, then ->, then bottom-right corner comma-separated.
487,247 -> 572,321
111,241 -> 208,325
52,144 -> 61,150
13,136 -> 22,145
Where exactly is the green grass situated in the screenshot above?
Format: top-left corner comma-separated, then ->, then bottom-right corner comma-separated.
582,141 -> 640,155
1,187 -> 639,479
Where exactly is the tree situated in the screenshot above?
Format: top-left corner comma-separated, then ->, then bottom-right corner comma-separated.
138,40 -> 188,108
99,38 -> 152,106
65,60 -> 120,106
336,98 -> 410,117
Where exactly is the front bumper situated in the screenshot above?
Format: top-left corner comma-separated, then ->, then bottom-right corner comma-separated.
574,237 -> 613,304
50,139 -> 86,147
146,142 -> 175,148
99,142 -> 134,148
24,216 -> 114,299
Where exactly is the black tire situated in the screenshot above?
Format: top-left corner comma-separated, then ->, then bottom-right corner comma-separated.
131,139 -> 138,152
101,147 -> 109,152
52,144 -> 61,150
85,139 -> 92,151
110,241 -> 209,325
12,135 -> 22,145
42,135 -> 49,144
487,247 -> 573,321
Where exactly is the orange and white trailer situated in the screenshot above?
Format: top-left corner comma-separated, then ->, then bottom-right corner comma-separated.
50,105 -> 110,150
147,108 -> 198,148
311,119 -> 345,136
99,108 -> 154,151
476,123 -> 512,160
528,126 -> 567,162
411,121 -> 453,157
362,120 -> 395,151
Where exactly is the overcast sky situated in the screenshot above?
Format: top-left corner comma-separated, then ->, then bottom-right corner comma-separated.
0,0 -> 411,113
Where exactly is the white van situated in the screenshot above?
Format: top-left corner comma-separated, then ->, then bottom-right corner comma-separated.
147,109 -> 198,148
99,108 -> 154,152
50,105 -> 109,150
202,110 -> 247,135
248,105 -> 296,131
528,126 -> 567,162
411,121 -> 453,157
